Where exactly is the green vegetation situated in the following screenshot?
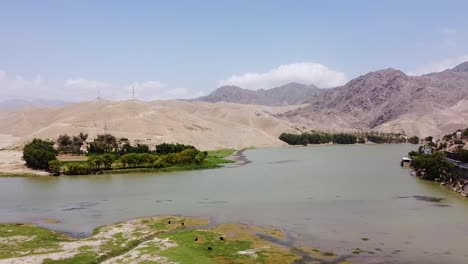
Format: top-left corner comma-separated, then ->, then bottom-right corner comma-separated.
52,148 -> 234,176
279,131 -> 411,146
410,151 -> 456,181
0,216 -> 343,264
22,133 -> 236,176
22,139 -> 57,170
408,136 -> 420,144
57,133 -> 88,154
0,223 -> 70,259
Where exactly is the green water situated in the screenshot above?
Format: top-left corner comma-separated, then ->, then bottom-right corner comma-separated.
1,144 -> 467,263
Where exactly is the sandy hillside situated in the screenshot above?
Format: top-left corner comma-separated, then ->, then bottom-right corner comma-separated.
0,100 -> 301,150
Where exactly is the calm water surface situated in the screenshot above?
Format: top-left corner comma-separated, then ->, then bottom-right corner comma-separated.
1,144 -> 468,263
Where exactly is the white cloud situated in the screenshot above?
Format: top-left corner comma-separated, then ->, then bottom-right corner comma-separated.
218,62 -> 348,89
64,78 -> 112,89
0,70 -> 202,102
408,55 -> 468,76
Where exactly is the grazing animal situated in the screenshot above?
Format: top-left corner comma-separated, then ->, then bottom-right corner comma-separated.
168,220 -> 171,224
207,246 -> 213,251
181,222 -> 185,226
219,237 -> 224,241
194,236 -> 198,241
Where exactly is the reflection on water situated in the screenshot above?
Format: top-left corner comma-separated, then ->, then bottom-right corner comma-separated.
1,144 -> 468,263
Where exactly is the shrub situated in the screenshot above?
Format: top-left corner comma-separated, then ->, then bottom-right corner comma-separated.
408,136 -> 420,144
48,160 -> 62,176
23,139 -> 57,170
152,157 -> 167,168
64,163 -> 91,175
412,152 -> 455,181
155,143 -> 195,155
195,151 -> 208,164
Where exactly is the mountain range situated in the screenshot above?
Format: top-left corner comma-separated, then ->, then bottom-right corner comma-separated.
0,62 -> 467,150
195,62 -> 468,137
195,82 -> 321,106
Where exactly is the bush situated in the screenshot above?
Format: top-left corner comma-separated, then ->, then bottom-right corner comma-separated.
412,152 -> 455,181
152,157 -> 167,168
23,139 -> 57,170
48,160 -> 62,176
195,151 -> 208,164
64,163 -> 91,175
155,143 -> 195,155
408,136 -> 420,144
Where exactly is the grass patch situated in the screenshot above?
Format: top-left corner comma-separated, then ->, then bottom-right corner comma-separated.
158,229 -> 253,264
0,216 -> 307,264
43,252 -> 98,264
0,172 -> 42,177
0,224 -> 71,259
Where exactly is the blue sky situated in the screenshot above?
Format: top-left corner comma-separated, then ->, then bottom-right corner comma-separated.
1,0 -> 467,101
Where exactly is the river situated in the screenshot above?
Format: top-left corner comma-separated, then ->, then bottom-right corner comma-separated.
1,144 -> 468,263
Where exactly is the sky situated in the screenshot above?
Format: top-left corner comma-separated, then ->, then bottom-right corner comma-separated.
1,0 -> 468,102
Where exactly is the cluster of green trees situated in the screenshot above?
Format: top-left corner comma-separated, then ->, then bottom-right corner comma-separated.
155,143 -> 195,155
57,133 -> 88,154
120,148 -> 207,169
409,151 -> 457,181
57,148 -> 208,175
23,133 -> 210,175
23,139 -> 57,170
279,131 -> 417,146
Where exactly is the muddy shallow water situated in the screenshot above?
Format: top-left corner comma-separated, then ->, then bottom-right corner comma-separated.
1,144 -> 468,263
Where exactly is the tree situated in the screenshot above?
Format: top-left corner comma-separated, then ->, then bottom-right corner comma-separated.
88,134 -> 118,154
48,160 -> 62,176
424,136 -> 433,142
412,152 -> 455,181
195,151 -> 208,164
408,136 -> 420,144
101,154 -> 115,169
57,134 -> 72,153
155,143 -> 195,155
23,139 -> 57,170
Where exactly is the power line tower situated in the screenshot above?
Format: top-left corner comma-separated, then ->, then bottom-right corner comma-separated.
131,84 -> 136,102
97,88 -> 102,100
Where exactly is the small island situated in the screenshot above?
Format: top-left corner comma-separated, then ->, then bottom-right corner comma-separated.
18,133 -> 236,176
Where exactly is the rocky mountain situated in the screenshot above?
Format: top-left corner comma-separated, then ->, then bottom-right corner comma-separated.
195,82 -> 321,106
279,62 -> 468,137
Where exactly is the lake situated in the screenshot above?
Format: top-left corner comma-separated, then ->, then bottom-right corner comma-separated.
1,144 -> 468,263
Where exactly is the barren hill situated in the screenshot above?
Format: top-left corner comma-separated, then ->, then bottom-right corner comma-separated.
0,100 -> 301,150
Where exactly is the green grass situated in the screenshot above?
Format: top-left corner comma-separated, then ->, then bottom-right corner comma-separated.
0,172 -> 40,177
0,224 -> 71,259
58,160 -> 88,166
43,252 -> 98,264
158,229 -> 254,264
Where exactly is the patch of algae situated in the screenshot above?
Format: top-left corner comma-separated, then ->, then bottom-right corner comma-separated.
0,217 -> 351,264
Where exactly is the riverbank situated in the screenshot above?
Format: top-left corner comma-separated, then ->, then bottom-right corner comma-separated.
0,216 -> 351,264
